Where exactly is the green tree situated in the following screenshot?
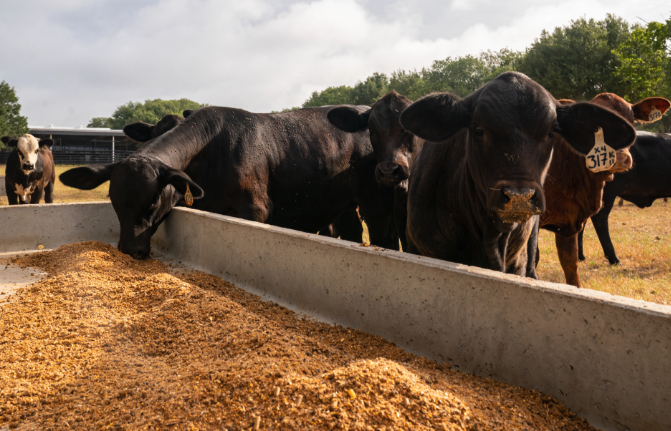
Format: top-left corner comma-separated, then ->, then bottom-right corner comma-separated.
614,21 -> 669,101
0,80 -> 29,145
350,72 -> 389,106
518,14 -> 631,100
303,85 -> 354,107
88,98 -> 207,130
388,69 -> 425,100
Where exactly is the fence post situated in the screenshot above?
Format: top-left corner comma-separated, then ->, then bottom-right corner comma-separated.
112,135 -> 115,163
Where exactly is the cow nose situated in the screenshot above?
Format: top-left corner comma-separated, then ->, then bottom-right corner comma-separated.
376,162 -> 407,184
22,163 -> 34,170
497,187 -> 542,222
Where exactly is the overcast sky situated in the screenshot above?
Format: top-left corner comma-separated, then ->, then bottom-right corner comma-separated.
1,0 -> 669,127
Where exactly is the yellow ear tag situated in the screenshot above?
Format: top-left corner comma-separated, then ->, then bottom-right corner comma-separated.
585,127 -> 616,173
184,183 -> 194,207
649,106 -> 662,122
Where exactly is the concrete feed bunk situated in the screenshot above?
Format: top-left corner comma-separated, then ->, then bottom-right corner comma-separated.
0,202 -> 669,430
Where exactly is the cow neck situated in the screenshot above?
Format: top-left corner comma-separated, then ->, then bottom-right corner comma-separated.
137,117 -> 213,171
542,139 -> 607,226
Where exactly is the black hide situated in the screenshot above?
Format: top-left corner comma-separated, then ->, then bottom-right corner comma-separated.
60,106 -> 396,258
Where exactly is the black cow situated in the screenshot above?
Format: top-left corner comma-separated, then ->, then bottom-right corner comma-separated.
2,134 -> 55,205
398,72 -> 636,274
123,114 -> 185,143
576,94 -> 670,264
327,91 -> 423,250
124,111 -> 367,244
60,106 -> 396,258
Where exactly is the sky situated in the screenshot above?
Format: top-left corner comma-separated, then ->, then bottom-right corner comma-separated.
1,0 -> 669,127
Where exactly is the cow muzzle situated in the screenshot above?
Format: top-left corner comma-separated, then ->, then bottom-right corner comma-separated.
609,149 -> 633,174
22,162 -> 34,171
490,182 -> 544,224
376,162 -> 409,186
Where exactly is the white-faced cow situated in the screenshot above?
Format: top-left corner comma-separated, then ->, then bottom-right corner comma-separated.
327,91 -> 423,250
399,72 -> 636,275
2,134 -> 55,205
60,106 -> 396,258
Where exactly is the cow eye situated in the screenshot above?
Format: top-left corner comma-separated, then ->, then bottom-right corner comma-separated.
474,127 -> 484,138
35,149 -> 39,154
547,132 -> 555,139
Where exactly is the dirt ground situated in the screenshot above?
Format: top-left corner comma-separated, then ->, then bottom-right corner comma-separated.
0,242 -> 594,430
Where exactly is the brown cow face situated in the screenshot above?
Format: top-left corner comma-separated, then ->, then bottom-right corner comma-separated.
587,93 -> 670,174
400,72 -> 637,228
328,92 -> 421,187
590,93 -> 670,125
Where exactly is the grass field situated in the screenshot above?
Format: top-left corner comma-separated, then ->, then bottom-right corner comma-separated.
2,164 -> 669,305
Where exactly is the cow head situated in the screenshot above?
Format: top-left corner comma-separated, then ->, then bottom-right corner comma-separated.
327,92 -> 421,187
2,134 -> 53,175
400,72 -> 636,228
60,157 -> 204,259
590,93 -> 670,125
123,114 -> 185,143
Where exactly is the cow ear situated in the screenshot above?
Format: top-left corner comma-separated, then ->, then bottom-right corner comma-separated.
556,102 -> 636,154
162,168 -> 204,199
557,99 -> 575,106
39,138 -> 54,148
327,107 -> 371,133
60,163 -> 117,190
1,136 -> 18,147
123,121 -> 155,143
400,92 -> 469,142
183,109 -> 194,118
631,97 -> 670,122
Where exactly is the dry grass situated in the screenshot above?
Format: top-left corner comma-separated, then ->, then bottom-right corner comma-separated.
0,165 -> 109,205
537,200 -> 671,305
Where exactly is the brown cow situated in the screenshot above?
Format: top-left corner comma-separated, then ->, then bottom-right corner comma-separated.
2,134 -> 55,205
539,94 -> 668,286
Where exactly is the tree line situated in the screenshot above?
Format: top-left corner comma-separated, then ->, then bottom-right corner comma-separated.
298,14 -> 671,131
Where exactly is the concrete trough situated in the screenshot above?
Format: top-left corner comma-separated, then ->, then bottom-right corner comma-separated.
1,202 -> 669,431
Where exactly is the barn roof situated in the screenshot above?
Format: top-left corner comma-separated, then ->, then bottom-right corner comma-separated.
29,126 -> 125,137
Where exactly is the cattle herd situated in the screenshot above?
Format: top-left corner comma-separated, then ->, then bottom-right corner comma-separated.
3,72 -> 670,288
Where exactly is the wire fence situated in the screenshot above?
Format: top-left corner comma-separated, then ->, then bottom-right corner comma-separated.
0,149 -> 137,165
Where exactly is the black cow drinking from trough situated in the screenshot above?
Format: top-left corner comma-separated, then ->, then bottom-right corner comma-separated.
327,91 -> 423,250
2,134 -> 56,205
398,72 -> 636,274
60,106 -> 396,258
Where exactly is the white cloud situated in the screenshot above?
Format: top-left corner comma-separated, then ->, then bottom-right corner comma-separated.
0,0 -> 668,126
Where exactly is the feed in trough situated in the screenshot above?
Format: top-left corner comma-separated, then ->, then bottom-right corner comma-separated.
0,242 -> 594,430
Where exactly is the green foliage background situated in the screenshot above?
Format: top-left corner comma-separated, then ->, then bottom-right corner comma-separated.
0,81 -> 29,148
87,98 -> 208,130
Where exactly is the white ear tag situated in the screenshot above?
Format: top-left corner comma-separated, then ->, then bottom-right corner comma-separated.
585,127 -> 616,173
649,106 -> 662,122
184,183 -> 194,207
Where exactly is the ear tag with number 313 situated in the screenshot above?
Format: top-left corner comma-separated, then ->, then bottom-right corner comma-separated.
585,127 -> 616,173
184,183 -> 194,207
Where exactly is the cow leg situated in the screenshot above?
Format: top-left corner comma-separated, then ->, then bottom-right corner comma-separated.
30,187 -> 44,204
525,217 -> 540,279
555,233 -> 581,287
335,208 -> 363,243
43,181 -> 54,203
6,191 -> 18,205
590,202 -> 620,265
393,186 -> 408,251
577,226 -> 586,261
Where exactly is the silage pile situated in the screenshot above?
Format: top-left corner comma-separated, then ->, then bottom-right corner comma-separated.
0,241 -> 593,430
